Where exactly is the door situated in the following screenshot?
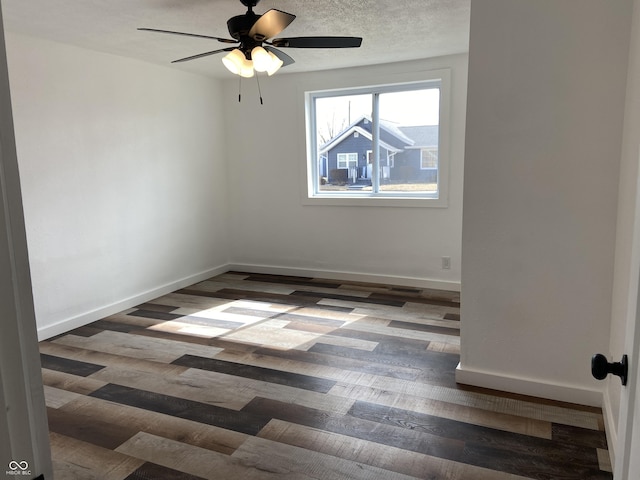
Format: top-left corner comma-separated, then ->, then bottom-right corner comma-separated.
616,267 -> 640,478
613,147 -> 640,478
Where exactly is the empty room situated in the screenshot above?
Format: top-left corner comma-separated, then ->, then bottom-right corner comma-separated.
1,0 -> 640,479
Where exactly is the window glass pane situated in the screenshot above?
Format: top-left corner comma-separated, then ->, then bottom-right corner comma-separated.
315,94 -> 372,192
378,88 -> 440,193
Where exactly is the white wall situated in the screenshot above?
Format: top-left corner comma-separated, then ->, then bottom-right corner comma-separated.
223,55 -> 467,290
458,0 -> 631,406
5,33 -> 230,339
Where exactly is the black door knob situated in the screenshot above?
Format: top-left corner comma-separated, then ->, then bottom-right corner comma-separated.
591,353 -> 628,386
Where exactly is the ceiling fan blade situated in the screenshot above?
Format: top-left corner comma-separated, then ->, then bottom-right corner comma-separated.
265,46 -> 295,67
171,47 -> 235,64
138,28 -> 238,44
248,9 -> 296,41
271,36 -> 363,48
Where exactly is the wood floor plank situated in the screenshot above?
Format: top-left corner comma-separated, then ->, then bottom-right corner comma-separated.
193,278 -> 298,295
43,385 -> 83,409
291,289 -> 406,307
41,368 -> 107,396
59,394 -> 248,455
212,347 -> 420,387
116,432 -> 243,480
597,448 -> 613,473
387,319 -> 461,336
552,422 -> 608,449
258,419 -> 533,480
47,405 -> 138,449
328,378 -> 603,430
40,353 -> 105,377
327,383 -> 553,439
250,344 -> 424,381
308,342 -> 460,387
241,397 -> 466,461
40,341 -> 189,376
124,462 -> 207,480
427,341 -> 461,354
461,442 -> 610,480
102,311 -> 169,327
90,383 -> 271,436
171,354 -> 337,393
179,367 -> 356,415
53,330 -> 224,363
150,292 -> 238,310
49,431 -> 144,480
356,302 -> 460,323
289,305 -> 365,321
329,326 -> 433,353
232,435 -> 422,480
347,400 -> 600,473
88,365 -> 255,410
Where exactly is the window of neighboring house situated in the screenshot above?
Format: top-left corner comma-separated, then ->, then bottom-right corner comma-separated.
337,152 -> 358,169
421,147 -> 438,169
305,71 -> 450,207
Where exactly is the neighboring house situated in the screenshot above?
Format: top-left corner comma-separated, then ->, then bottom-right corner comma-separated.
318,115 -> 439,185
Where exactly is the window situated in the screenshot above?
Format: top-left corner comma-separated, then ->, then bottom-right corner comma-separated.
337,153 -> 358,169
305,72 -> 449,207
421,148 -> 438,169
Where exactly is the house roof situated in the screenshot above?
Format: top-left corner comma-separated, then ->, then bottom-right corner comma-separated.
399,125 -> 439,147
320,115 -> 438,153
318,125 -> 403,155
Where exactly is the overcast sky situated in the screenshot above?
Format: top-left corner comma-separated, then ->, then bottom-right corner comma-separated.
315,87 -> 440,135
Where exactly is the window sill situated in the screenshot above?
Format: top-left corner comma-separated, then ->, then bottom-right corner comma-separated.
302,193 -> 448,208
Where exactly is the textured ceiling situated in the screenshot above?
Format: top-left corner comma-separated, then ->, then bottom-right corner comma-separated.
1,0 -> 470,79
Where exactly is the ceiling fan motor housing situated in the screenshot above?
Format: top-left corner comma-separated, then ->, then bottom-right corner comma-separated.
228,13 -> 260,38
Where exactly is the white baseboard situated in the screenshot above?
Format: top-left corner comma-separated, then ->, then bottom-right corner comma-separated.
455,363 -> 603,407
36,264 -> 229,341
228,263 -> 461,292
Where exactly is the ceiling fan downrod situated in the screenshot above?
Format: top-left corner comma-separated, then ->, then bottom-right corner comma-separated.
239,0 -> 260,12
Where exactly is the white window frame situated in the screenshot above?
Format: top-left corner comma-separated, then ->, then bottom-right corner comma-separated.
303,69 -> 450,208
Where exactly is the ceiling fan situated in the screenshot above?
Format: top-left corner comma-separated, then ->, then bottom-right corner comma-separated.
139,0 -> 363,78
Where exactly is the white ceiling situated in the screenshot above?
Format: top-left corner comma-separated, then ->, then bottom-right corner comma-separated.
1,0 -> 470,79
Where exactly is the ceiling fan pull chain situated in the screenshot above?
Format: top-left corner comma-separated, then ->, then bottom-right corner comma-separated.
255,74 -> 264,105
238,75 -> 242,103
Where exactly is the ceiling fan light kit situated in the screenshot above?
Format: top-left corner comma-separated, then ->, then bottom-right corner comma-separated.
221,46 -> 283,77
139,0 -> 362,79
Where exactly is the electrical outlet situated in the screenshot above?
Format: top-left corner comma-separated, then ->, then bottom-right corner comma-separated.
441,256 -> 451,270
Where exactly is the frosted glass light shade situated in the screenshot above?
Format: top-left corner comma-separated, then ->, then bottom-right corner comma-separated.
239,61 -> 255,78
266,51 -> 284,76
221,49 -> 246,75
251,46 -> 272,72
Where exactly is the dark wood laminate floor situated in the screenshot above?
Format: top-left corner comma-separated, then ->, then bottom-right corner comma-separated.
40,272 -> 613,479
